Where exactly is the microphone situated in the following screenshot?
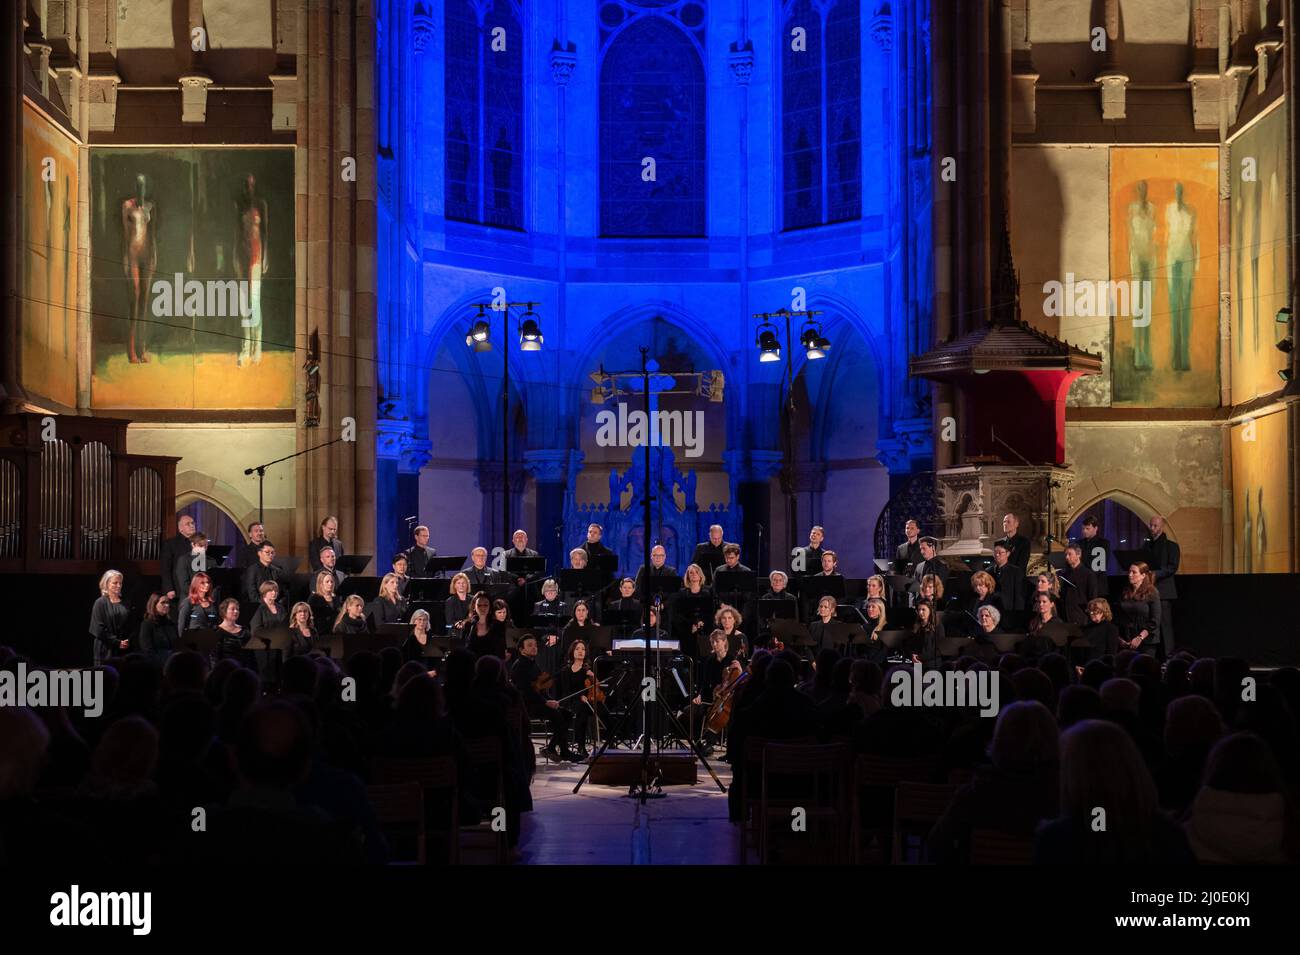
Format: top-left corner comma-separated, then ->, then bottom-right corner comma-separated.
244,467 -> 255,475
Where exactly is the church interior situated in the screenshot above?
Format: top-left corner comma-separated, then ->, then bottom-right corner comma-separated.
2,0 -> 1299,883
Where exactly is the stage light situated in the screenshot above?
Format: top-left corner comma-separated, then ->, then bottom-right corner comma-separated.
1276,306 -> 1292,323
519,313 -> 543,352
756,320 -> 780,362
1279,368 -> 1292,382
1276,337 -> 1293,354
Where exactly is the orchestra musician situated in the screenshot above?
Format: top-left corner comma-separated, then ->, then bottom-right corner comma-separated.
895,518 -> 923,573
556,639 -> 606,759
178,571 -> 220,633
308,515 -> 345,573
1119,561 -> 1161,655
368,573 -> 408,628
990,541 -> 1027,611
995,513 -> 1031,571
685,630 -> 737,752
691,525 -> 728,583
444,572 -> 472,638
333,594 -> 371,635
90,570 -> 131,663
510,633 -> 576,763
404,525 -> 439,578
309,571 -> 340,638
1057,543 -> 1100,625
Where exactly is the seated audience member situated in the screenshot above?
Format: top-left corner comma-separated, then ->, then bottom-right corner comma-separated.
1183,733 -> 1299,865
1035,719 -> 1194,864
1157,695 -> 1226,816
929,701 -> 1059,864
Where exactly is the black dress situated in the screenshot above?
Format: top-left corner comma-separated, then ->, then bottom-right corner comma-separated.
1118,594 -> 1161,649
138,614 -> 178,665
89,597 -> 131,664
333,614 -> 371,635
178,598 -> 220,633
444,594 -> 471,633
216,625 -> 248,660
309,594 -> 339,637
1081,619 -> 1120,659
468,621 -> 507,660
368,596 -> 408,629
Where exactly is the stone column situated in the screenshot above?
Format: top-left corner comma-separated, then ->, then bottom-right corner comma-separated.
294,0 -> 377,560
525,448 -> 570,572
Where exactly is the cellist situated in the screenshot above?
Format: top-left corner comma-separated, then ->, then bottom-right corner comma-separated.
684,630 -> 737,753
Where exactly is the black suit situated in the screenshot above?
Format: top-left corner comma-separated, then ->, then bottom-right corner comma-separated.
308,536 -> 345,573
174,550 -> 221,597
242,561 -> 287,606
911,556 -> 949,593
582,540 -> 614,562
235,541 -> 263,570
1057,564 -> 1099,626
991,562 -> 1027,612
635,563 -> 678,601
465,565 -> 499,591
1145,534 -> 1180,651
405,544 -> 439,578
996,534 -> 1031,572
159,533 -> 190,596
895,539 -> 923,573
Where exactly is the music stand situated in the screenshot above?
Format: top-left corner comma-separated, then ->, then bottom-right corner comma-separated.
177,628 -> 222,656
758,599 -> 797,625
712,569 -> 757,597
643,575 -> 682,605
569,625 -> 615,657
506,556 -> 547,579
506,626 -> 534,650
602,607 -> 641,635
588,554 -> 619,581
770,619 -> 813,651
272,555 -> 303,574
1114,549 -> 1154,571
560,567 -> 607,596
424,556 -> 468,578
245,626 -> 294,652
206,545 -> 233,566
339,576 -> 380,602
405,577 -> 450,604
337,555 -> 373,575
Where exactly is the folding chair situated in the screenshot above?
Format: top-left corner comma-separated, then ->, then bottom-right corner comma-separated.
366,782 -> 425,864
851,753 -> 939,864
373,756 -> 459,864
759,742 -> 852,865
737,735 -> 817,864
891,781 -> 958,864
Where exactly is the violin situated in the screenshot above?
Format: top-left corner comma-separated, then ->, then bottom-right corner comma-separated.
769,635 -> 785,651
532,671 -> 554,694
581,668 -> 605,705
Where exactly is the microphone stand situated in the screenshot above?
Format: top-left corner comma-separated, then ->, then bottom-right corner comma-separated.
244,436 -> 346,525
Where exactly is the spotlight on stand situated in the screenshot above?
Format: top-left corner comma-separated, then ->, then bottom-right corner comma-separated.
800,320 -> 830,360
465,306 -> 492,351
756,316 -> 781,363
519,304 -> 543,352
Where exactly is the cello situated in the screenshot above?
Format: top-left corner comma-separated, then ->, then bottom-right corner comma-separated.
704,660 -> 747,734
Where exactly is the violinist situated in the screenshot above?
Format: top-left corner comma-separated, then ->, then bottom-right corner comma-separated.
556,639 -> 605,759
509,633 -> 576,762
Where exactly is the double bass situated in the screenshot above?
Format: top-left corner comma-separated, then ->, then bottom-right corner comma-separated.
704,661 -> 747,734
